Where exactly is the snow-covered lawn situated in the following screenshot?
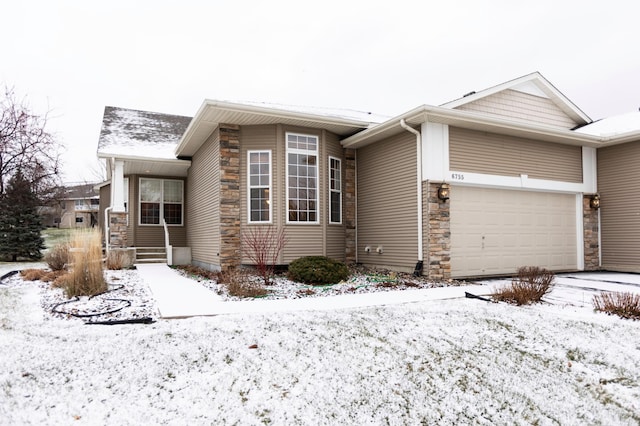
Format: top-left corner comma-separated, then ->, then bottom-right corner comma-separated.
1,270 -> 640,425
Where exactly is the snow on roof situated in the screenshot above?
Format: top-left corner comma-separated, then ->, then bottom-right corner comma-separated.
228,100 -> 390,125
97,107 -> 192,159
63,183 -> 98,199
575,111 -> 640,136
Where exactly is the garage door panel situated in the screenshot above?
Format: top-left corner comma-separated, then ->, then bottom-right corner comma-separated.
450,186 -> 577,277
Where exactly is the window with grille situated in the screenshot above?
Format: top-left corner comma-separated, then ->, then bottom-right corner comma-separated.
286,133 -> 318,223
329,157 -> 341,224
248,150 -> 271,223
139,178 -> 183,225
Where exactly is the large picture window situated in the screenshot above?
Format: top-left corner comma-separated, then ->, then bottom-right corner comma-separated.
139,178 -> 183,225
286,133 -> 318,223
329,157 -> 341,224
248,150 -> 271,223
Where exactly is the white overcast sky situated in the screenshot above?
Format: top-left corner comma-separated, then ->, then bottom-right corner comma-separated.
2,0 -> 639,183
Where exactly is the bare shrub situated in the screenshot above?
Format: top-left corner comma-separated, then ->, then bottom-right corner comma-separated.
219,267 -> 268,298
593,292 -> 640,320
492,266 -> 555,305
63,229 -> 106,297
175,264 -> 219,281
242,227 -> 287,286
44,243 -> 70,271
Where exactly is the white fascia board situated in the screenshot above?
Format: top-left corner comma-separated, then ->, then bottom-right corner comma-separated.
175,100 -> 373,157
96,153 -> 191,167
343,104 -> 602,149
341,106 -> 428,148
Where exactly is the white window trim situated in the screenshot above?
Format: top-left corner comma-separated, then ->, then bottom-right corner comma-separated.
247,149 -> 272,224
285,132 -> 320,225
138,178 -> 184,226
74,199 -> 85,211
328,156 -> 342,225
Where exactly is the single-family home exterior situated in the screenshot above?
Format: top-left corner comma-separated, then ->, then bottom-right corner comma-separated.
96,72 -> 640,278
45,183 -> 100,228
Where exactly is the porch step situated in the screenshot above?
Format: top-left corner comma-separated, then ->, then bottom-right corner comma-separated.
136,247 -> 167,264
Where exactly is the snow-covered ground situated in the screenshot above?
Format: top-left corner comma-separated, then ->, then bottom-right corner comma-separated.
1,268 -> 640,425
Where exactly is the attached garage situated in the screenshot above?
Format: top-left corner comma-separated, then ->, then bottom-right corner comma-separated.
450,186 -> 578,278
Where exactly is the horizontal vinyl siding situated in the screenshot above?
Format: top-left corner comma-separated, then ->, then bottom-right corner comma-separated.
187,129 -> 220,266
98,184 -> 110,237
324,130 -> 345,261
240,125 -> 278,226
237,125 -> 345,264
239,125 -> 279,264
456,89 -> 579,129
598,141 -> 640,272
357,132 -> 417,271
450,127 -> 583,183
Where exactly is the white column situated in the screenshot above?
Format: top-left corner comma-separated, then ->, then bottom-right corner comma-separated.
422,122 -> 449,181
112,159 -> 126,213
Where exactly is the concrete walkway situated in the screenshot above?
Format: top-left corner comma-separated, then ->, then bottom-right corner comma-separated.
136,263 -> 494,319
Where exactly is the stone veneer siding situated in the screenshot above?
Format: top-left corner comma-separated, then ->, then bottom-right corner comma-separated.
344,148 -> 356,263
427,182 -> 451,280
219,124 -> 241,270
109,211 -> 128,248
583,195 -> 600,271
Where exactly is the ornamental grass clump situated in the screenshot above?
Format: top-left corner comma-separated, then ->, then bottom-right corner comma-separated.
288,256 -> 350,285
492,266 -> 555,305
60,228 -> 106,298
593,291 -> 640,320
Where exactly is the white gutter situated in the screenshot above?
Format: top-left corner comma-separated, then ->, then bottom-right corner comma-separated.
400,119 -> 423,264
342,105 -> 605,149
104,206 -> 113,256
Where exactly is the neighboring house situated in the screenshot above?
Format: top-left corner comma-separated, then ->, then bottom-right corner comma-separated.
58,184 -> 100,228
96,72 -> 640,278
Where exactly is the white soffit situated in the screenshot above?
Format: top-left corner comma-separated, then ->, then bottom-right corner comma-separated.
176,101 -> 372,157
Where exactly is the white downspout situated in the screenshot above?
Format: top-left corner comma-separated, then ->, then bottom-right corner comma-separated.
400,119 -> 424,269
104,206 -> 113,256
353,150 -> 358,263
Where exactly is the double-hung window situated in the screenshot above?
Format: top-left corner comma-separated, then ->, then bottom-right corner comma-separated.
286,133 -> 318,223
139,178 -> 183,225
248,150 -> 271,223
328,157 -> 342,224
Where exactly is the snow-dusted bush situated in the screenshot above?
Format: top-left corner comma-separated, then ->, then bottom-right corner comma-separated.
593,291 -> 640,320
288,256 -> 349,285
44,243 -> 70,271
219,268 -> 268,298
493,266 -> 555,305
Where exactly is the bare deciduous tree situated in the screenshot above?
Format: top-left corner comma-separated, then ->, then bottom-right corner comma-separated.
242,226 -> 288,286
0,86 -> 62,201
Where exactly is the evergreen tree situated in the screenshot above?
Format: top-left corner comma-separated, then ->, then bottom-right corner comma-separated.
0,172 -> 45,261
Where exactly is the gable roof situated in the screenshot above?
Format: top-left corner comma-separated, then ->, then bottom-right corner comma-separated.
175,100 -> 386,157
63,183 -> 98,200
97,106 -> 193,177
97,106 -> 192,160
441,72 -> 591,126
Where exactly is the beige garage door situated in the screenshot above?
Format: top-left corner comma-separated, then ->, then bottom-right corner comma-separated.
450,186 -> 577,278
